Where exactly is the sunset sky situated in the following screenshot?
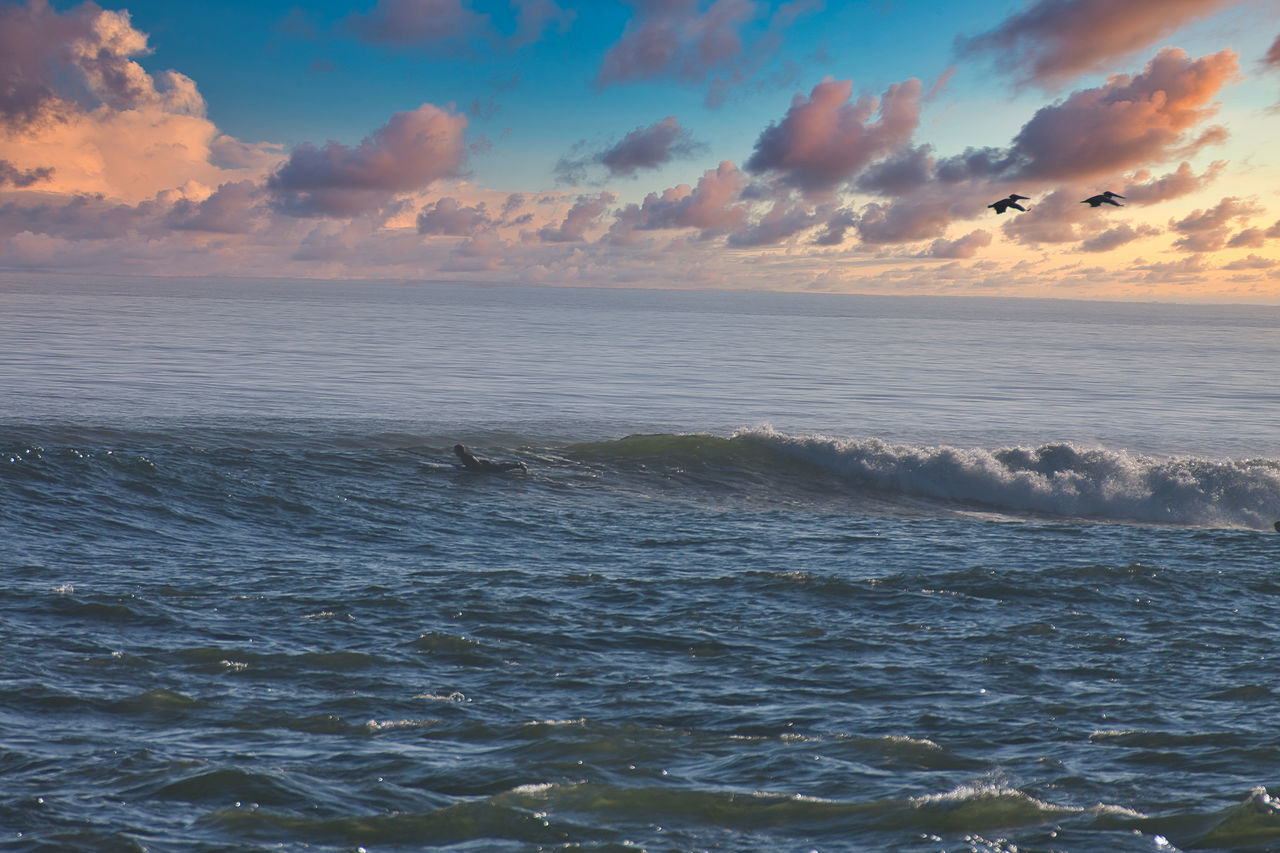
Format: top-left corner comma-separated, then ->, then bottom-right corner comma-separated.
1,0 -> 1278,301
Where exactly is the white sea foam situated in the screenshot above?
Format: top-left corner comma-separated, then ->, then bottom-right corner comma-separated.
742,428 -> 1280,528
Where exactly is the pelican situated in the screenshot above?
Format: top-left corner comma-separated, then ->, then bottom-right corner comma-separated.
1082,191 -> 1124,207
988,194 -> 1029,214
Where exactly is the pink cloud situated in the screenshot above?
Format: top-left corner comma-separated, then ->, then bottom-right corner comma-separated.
536,192 -> 614,242
1169,196 -> 1263,252
1266,33 -> 1280,67
1078,223 -> 1160,253
925,229 -> 992,259
745,77 -> 922,196
417,197 -> 493,235
617,160 -> 749,239
958,0 -> 1235,88
268,104 -> 468,217
597,0 -> 757,87
1120,161 -> 1224,205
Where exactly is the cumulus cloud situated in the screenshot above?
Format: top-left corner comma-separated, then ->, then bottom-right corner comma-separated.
167,180 -> 265,234
555,116 -> 705,183
535,191 -> 614,242
611,161 -> 749,241
268,104 -> 468,217
1169,196 -> 1262,252
745,77 -> 923,196
957,0 -> 1235,89
933,49 -> 1237,186
0,1 -> 276,205
855,195 -> 961,245
726,198 -> 825,247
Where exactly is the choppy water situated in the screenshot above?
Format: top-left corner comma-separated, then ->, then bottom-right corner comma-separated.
3,277 -> 1280,851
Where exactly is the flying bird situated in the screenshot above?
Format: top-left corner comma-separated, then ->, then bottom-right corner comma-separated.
1082,191 -> 1124,207
988,194 -> 1029,214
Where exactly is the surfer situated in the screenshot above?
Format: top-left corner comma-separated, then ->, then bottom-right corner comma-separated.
453,443 -> 527,473
1274,520 -> 1280,533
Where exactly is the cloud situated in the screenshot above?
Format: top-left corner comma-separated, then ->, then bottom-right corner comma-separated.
1169,196 -> 1263,252
1266,33 -> 1280,67
596,0 -> 757,88
1009,48 -> 1236,181
0,159 -> 53,188
0,1 -> 276,205
745,77 -> 922,196
725,198 -> 824,247
855,145 -> 935,197
344,0 -> 491,48
416,197 -> 493,235
957,0 -> 1236,89
1223,254 -> 1278,271
0,0 -> 204,126
508,0 -> 575,48
1000,187 -> 1101,246
555,116 -> 705,183
1078,222 -> 1159,252
343,0 -> 574,50
268,104 -> 468,217
610,161 -> 749,241
925,229 -> 992,259
1120,160 -> 1224,205
855,196 -> 960,245
535,191 -> 614,242
167,180 -> 265,233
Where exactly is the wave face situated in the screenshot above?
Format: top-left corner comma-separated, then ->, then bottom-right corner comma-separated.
576,428 -> 1280,529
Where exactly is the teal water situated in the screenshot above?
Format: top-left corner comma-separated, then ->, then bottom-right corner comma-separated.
2,278 -> 1280,851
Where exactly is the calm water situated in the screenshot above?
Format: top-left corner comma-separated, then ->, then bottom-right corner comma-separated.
3,276 -> 1280,851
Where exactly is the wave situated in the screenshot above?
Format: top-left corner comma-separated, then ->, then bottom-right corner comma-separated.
5,422 -> 1279,530
574,428 -> 1280,529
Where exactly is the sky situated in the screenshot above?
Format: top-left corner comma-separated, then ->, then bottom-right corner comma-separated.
1,0 -> 1279,302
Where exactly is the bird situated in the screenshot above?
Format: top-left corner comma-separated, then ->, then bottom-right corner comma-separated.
1081,191 -> 1124,207
988,194 -> 1029,214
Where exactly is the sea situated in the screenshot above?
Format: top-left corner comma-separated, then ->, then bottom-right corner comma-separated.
2,275 -> 1280,852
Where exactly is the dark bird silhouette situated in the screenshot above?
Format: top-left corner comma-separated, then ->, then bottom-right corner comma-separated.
1082,191 -> 1124,207
988,194 -> 1029,214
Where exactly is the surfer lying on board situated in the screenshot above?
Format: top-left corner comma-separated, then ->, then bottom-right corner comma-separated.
453,443 -> 527,473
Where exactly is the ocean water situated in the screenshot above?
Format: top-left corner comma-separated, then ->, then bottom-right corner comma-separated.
2,276 -> 1280,852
